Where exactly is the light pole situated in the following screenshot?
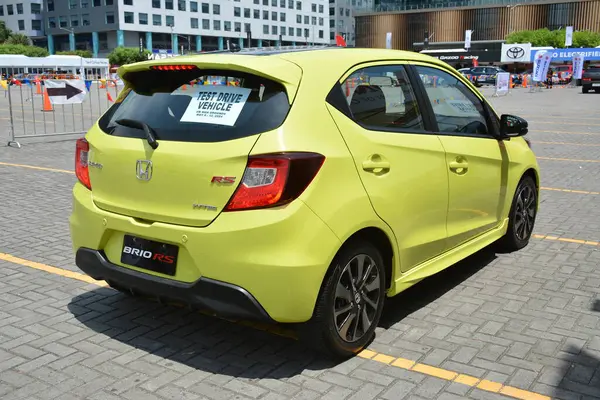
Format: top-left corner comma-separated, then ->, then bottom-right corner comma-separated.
507,4 -> 521,36
59,26 -> 75,52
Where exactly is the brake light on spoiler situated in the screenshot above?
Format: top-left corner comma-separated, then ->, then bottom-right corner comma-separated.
150,65 -> 198,71
225,153 -> 325,211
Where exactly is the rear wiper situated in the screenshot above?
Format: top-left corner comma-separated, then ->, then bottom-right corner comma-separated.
115,119 -> 159,149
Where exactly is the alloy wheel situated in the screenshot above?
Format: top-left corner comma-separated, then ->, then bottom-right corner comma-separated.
514,184 -> 536,241
333,254 -> 381,343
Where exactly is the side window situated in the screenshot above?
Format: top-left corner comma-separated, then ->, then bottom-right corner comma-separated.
415,66 -> 490,137
341,65 -> 425,131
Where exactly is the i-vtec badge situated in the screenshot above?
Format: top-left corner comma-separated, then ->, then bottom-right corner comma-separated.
88,161 -> 103,169
122,246 -> 175,264
193,203 -> 218,211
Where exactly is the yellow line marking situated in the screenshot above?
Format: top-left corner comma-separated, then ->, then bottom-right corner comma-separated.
532,120 -> 600,127
541,186 -> 600,195
358,350 -> 549,399
0,161 -> 74,174
456,374 -> 480,386
478,379 -> 503,392
537,156 -> 600,163
533,234 -> 599,246
534,130 -> 597,135
523,115 -> 600,121
500,386 -> 551,400
0,252 -> 107,287
531,140 -> 600,147
0,251 -> 555,400
413,363 -> 458,380
391,357 -> 416,369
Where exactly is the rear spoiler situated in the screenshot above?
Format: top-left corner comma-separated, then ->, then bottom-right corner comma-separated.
117,54 -> 303,103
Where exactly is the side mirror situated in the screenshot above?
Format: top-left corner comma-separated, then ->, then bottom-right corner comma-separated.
500,114 -> 528,138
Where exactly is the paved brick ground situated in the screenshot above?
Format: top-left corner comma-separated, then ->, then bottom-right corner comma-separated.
1,86 -> 600,400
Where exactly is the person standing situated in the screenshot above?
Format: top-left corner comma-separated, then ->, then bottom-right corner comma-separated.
546,68 -> 554,89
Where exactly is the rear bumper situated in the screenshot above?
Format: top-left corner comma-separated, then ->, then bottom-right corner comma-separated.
76,248 -> 273,322
70,183 -> 342,323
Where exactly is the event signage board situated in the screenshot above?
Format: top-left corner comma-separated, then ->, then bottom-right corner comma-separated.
530,48 -> 600,62
501,43 -> 532,63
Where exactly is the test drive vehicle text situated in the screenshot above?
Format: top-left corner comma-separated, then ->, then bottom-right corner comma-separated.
70,47 -> 539,357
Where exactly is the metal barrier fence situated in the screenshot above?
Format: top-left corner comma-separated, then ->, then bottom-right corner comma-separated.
3,79 -> 122,148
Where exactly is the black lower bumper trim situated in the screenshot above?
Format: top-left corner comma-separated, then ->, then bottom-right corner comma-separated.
75,248 -> 273,323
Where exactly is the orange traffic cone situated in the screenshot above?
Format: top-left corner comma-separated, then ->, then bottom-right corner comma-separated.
41,89 -> 53,112
107,92 -> 114,102
36,81 -> 42,95
522,76 -> 528,88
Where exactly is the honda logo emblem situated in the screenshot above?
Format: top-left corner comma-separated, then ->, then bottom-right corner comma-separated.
136,160 -> 153,181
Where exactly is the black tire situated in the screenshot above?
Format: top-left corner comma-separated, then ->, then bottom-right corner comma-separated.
300,241 -> 386,358
497,175 -> 538,252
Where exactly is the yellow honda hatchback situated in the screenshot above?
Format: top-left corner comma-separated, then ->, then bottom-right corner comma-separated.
70,47 -> 539,357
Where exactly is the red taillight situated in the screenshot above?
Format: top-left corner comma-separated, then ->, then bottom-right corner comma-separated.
224,153 -> 325,211
75,138 -> 91,190
150,65 -> 198,71
583,78 -> 592,82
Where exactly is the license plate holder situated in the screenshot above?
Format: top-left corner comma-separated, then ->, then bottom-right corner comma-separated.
121,235 -> 178,276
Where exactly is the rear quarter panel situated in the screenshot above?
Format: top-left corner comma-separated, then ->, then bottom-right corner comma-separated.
250,54 -> 400,282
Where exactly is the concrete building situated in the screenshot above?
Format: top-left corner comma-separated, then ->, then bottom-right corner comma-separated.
42,0 -> 330,57
0,0 -> 45,46
354,0 -> 600,51
327,0 -> 372,47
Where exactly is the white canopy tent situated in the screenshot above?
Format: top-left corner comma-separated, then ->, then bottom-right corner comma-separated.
0,54 -> 110,79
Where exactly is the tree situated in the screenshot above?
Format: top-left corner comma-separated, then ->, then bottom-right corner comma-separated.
108,47 -> 151,66
506,28 -> 600,48
0,44 -> 48,57
0,21 -> 11,43
5,33 -> 31,46
57,49 -> 94,58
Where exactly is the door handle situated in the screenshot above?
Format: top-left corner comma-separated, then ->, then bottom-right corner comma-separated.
449,158 -> 469,174
362,157 -> 390,173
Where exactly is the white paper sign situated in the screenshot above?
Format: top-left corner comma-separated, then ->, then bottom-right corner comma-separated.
573,53 -> 585,79
44,79 -> 87,104
532,50 -> 552,82
495,72 -> 511,95
565,26 -> 574,47
446,100 -> 479,117
385,32 -> 392,49
180,86 -> 251,126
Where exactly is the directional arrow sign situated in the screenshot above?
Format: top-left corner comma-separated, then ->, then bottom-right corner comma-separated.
44,79 -> 87,104
47,82 -> 83,99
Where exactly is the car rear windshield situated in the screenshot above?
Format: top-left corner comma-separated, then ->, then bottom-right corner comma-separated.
98,69 -> 290,143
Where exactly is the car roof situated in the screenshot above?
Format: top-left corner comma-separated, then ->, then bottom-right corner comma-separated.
123,47 -> 448,74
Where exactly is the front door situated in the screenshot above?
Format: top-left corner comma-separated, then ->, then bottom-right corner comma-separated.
327,62 -> 449,272
412,64 -> 508,250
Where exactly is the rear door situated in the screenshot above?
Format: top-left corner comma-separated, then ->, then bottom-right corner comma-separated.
87,59 -> 301,227
327,62 -> 449,272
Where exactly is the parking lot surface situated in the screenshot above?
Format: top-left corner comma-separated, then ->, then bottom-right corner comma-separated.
1,85 -> 600,400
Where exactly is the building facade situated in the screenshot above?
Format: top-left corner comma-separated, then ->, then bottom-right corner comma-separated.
355,0 -> 600,50
0,0 -> 45,45
5,0 -> 330,56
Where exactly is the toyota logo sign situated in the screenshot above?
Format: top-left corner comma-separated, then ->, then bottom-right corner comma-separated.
507,46 -> 525,59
